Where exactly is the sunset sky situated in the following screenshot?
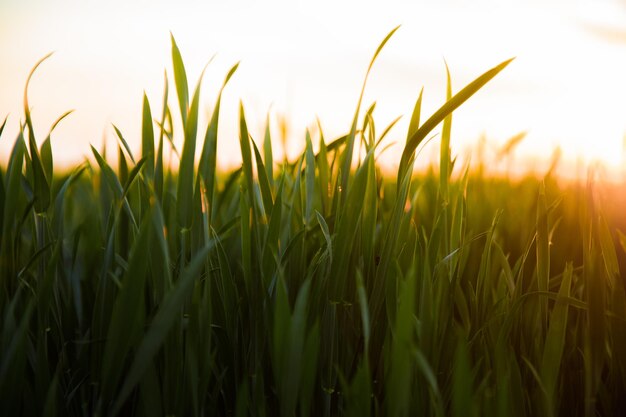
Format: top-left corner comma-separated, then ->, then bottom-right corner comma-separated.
1,0 -> 626,179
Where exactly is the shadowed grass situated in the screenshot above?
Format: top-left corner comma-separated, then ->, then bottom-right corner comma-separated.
1,30 -> 625,417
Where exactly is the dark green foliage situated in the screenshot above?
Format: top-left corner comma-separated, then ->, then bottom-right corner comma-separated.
1,31 -> 625,417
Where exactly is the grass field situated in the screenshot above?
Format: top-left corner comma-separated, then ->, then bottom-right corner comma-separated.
1,30 -> 626,416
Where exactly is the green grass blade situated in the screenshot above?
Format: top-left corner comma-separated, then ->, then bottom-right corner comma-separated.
339,26 -> 400,200
0,115 -> 8,139
399,58 -> 513,181
112,124 -> 136,164
330,149 -> 374,297
27,129 -> 50,213
361,139 -> 377,276
40,110 -> 73,181
170,34 -> 189,125
141,92 -> 155,180
316,121 -> 330,215
299,321 -> 320,417
251,138 -> 273,217
598,214 -> 619,284
407,88 -> 423,141
40,138 -> 53,185
91,145 -> 123,198
52,163 -> 87,236
343,358 -> 371,417
304,130 -> 315,225
387,264 -> 416,417
2,133 -> 26,241
373,91 -> 422,318
177,67 -> 205,229
112,244 -> 211,415
23,53 -> 52,143
452,331 -> 476,417
263,113 -> 274,187
537,182 -> 550,326
240,182 -> 253,291
238,102 -> 257,220
23,54 -> 54,213
121,156 -> 149,201
356,271 -> 370,354
315,211 -> 332,263
100,209 -> 154,411
283,279 -> 311,417
155,71 -> 168,201
198,63 -> 238,224
440,62 -> 452,202
541,262 -> 573,416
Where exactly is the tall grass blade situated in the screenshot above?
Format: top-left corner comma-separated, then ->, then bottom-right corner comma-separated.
170,34 -> 189,125
263,113 -> 274,187
399,58 -> 513,180
199,63 -> 238,223
440,62 -> 452,203
177,66 -> 205,229
141,93 -> 155,180
339,26 -> 400,200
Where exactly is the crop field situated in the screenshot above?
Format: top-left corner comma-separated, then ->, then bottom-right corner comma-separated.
1,30 -> 626,416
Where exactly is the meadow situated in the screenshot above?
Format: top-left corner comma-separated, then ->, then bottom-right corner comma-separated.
1,29 -> 625,416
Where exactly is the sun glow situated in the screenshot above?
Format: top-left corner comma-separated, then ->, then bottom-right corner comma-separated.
1,0 -> 626,180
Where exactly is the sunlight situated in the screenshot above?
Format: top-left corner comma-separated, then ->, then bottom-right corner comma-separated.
1,0 -> 625,180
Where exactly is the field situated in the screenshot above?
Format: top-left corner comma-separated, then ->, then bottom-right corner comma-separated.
1,31 -> 626,416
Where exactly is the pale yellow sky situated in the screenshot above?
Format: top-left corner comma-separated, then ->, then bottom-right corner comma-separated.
1,0 -> 626,179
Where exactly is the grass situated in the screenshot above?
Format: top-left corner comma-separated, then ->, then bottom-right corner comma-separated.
1,29 -> 626,416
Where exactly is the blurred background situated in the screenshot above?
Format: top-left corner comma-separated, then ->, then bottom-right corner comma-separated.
1,0 -> 625,180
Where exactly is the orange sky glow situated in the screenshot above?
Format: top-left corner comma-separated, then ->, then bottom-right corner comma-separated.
1,0 -> 626,180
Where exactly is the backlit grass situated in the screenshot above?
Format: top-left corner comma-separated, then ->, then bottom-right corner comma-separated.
1,30 -> 625,416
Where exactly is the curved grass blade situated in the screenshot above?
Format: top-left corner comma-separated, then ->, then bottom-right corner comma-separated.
112,124 -> 136,164
339,26 -> 400,201
91,145 -> 123,198
374,115 -> 402,150
23,54 -> 54,213
0,115 -> 7,139
23,52 -> 53,140
121,156 -> 149,201
398,58 -> 514,181
40,110 -> 73,181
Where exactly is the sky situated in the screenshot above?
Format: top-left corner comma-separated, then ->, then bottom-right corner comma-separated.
1,0 -> 626,179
